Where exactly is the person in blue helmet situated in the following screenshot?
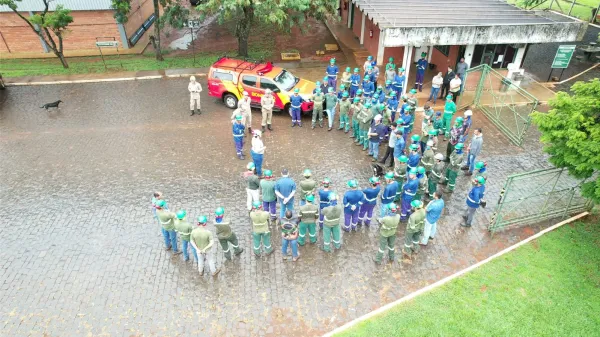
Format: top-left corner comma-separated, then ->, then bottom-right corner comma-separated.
326,57 -> 339,89
358,176 -> 381,227
289,88 -> 304,127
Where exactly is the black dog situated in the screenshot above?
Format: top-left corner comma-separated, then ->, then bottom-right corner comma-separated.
371,163 -> 385,178
40,100 -> 62,110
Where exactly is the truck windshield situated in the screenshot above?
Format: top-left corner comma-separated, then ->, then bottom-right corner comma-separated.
273,70 -> 299,92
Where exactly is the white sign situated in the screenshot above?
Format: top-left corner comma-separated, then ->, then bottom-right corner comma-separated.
187,20 -> 200,29
96,41 -> 119,48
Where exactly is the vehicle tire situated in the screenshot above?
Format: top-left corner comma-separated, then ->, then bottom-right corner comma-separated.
284,103 -> 291,117
223,93 -> 238,109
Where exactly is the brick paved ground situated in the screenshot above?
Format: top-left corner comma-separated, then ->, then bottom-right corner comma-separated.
0,78 -> 553,337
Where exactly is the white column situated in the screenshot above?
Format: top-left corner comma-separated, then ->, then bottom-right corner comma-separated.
360,11 -> 366,45
427,46 -> 433,63
463,44 -> 476,67
513,44 -> 527,68
376,29 -> 385,65
402,45 -> 413,96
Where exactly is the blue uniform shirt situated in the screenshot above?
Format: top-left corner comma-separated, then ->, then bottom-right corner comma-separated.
426,199 -> 445,224
401,113 -> 413,133
416,58 -> 428,74
343,190 -> 364,213
394,136 -> 405,158
369,123 -> 387,143
376,92 -> 385,104
290,95 -> 304,109
402,178 -> 418,201
400,102 -> 409,116
318,189 -> 331,209
326,65 -> 339,77
387,98 -> 399,113
362,186 -> 380,205
275,177 -> 297,200
362,81 -> 374,96
232,122 -> 245,143
350,74 -> 361,87
393,74 -> 405,90
407,152 -> 420,169
467,185 -> 486,208
381,181 -> 398,204
337,90 -> 347,99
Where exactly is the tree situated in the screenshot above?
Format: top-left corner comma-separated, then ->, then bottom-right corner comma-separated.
111,0 -> 189,61
195,0 -> 338,57
0,0 -> 73,68
531,79 -> 600,203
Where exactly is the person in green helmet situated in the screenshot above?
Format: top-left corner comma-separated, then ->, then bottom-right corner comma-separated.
338,91 -> 351,132
407,88 -> 418,110
342,66 -> 352,89
298,194 -> 319,245
432,111 -> 443,140
374,203 -> 401,264
214,207 -> 244,260
250,201 -> 273,257
156,200 -> 181,254
356,88 -> 364,104
281,210 -> 300,261
260,169 -> 277,221
472,161 -> 487,182
428,128 -> 439,152
357,102 -> 374,150
394,154 -> 408,202
243,162 -> 260,211
321,75 -> 329,93
299,169 -> 316,206
428,153 -> 445,199
420,140 -> 435,173
462,175 -> 486,228
191,215 -> 221,276
321,192 -> 342,252
420,115 -> 434,154
442,95 -> 457,140
174,210 -> 196,262
402,200 -> 426,260
325,87 -> 339,131
446,116 -> 464,161
350,97 -> 362,139
441,142 -> 464,192
414,166 -> 428,202
350,67 -> 361,97
311,88 -> 325,129
385,59 -> 396,84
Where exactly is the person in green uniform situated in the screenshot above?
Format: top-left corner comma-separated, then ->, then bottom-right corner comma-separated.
442,95 -> 457,140
250,201 -> 273,257
321,192 -> 342,252
394,155 -> 408,202
415,166 -> 429,202
432,112 -> 443,137
260,169 -> 277,222
298,194 -> 319,245
420,140 -> 435,173
374,203 -> 401,264
245,162 -> 260,211
357,102 -> 374,150
214,207 -> 244,260
407,88 -> 418,110
311,88 -> 325,129
325,87 -> 339,131
441,143 -> 464,192
156,200 -> 181,254
350,97 -> 361,139
299,169 -> 317,206
190,215 -> 221,276
338,91 -> 351,132
402,200 -> 426,260
174,210 -> 196,262
380,104 -> 392,131
428,153 -> 445,199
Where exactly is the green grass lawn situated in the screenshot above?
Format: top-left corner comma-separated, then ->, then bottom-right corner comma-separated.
336,220 -> 600,337
511,0 -> 600,21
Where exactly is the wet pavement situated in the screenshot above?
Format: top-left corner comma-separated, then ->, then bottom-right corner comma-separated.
0,78 -> 553,337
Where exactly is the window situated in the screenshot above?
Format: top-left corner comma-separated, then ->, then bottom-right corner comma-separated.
259,78 -> 280,92
435,45 -> 450,57
212,71 -> 233,81
242,75 -> 257,87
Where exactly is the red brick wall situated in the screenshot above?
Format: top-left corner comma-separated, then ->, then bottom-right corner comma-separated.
340,0 -> 349,24
383,46 -> 405,68
363,18 -> 378,57
430,45 -> 460,73
0,10 -> 121,53
352,4 -> 362,38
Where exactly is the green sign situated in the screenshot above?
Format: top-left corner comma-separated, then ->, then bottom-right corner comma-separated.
551,45 -> 575,69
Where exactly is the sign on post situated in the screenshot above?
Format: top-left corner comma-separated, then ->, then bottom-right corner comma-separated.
551,45 -> 575,69
95,41 -> 119,48
187,20 -> 200,29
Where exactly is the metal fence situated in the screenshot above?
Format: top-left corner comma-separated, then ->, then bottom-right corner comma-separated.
488,167 -> 593,233
459,64 -> 539,147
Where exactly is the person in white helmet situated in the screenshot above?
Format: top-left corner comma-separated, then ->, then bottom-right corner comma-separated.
238,91 -> 253,134
260,89 -> 275,132
188,76 -> 203,116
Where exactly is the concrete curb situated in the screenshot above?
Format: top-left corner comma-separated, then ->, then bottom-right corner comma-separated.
322,211 -> 590,337
6,73 -> 207,87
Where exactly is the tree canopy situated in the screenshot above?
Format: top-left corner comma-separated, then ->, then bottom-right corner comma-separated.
532,79 -> 600,203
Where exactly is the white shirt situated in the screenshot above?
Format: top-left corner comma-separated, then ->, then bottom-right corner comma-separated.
432,75 -> 443,88
388,129 -> 397,147
363,60 -> 372,72
450,78 -> 462,92
238,97 -> 251,114
251,137 -> 265,154
188,82 -> 202,98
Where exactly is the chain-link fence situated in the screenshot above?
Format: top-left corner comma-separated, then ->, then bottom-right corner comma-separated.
459,64 -> 540,147
488,167 -> 593,232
